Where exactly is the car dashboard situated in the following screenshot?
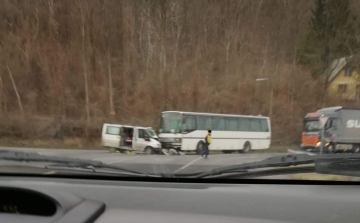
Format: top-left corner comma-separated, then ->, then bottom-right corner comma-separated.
0,176 -> 359,223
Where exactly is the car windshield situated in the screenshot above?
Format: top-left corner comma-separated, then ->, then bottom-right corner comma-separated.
1,0 -> 360,182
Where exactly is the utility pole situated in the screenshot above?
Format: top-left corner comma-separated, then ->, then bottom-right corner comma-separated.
269,80 -> 273,119
255,77 -> 273,117
269,64 -> 278,119
319,116 -> 329,155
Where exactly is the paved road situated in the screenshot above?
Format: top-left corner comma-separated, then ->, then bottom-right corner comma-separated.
0,147 -> 286,176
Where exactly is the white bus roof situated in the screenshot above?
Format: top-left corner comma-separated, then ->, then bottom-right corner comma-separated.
103,123 -> 154,129
161,111 -> 269,119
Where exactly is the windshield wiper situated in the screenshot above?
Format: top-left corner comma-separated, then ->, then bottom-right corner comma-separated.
315,155 -> 360,177
0,150 -> 158,177
4,150 -> 360,179
183,153 -> 360,179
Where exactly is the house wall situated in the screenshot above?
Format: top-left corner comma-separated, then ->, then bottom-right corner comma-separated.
327,68 -> 359,99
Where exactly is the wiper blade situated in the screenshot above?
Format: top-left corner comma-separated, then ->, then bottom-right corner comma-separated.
0,150 -> 157,177
193,154 -> 315,178
204,166 -> 315,179
192,153 -> 360,178
315,155 -> 360,177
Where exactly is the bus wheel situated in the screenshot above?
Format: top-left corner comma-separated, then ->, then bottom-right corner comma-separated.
196,141 -> 204,155
145,147 -> 154,155
352,145 -> 360,153
240,142 -> 251,153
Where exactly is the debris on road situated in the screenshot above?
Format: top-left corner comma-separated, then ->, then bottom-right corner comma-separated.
287,149 -> 316,156
162,149 -> 185,156
162,149 -> 170,156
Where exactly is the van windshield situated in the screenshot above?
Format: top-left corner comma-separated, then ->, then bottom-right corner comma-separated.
160,113 -> 182,133
146,129 -> 157,137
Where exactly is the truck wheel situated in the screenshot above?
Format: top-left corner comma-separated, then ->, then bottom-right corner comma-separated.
196,141 -> 205,155
353,145 -> 360,153
240,142 -> 251,153
327,144 -> 335,153
145,147 -> 154,155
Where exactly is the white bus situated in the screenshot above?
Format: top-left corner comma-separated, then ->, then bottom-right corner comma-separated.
158,111 -> 271,154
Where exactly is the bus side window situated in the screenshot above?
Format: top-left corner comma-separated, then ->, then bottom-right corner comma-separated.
225,118 -> 238,131
239,118 -> 250,131
197,116 -> 212,130
261,119 -> 269,132
183,115 -> 196,132
250,119 -> 261,132
212,117 -> 225,130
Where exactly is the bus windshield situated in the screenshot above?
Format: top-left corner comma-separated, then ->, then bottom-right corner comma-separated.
160,113 -> 182,133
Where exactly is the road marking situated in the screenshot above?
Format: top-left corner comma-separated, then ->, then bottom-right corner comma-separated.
105,156 -> 140,164
154,156 -> 173,162
173,157 -> 203,173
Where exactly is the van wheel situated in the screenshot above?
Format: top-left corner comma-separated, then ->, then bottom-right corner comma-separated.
240,142 -> 251,153
353,145 -> 360,153
196,141 -> 205,155
145,147 -> 154,155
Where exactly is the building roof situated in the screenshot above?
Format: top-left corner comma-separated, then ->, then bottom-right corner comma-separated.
326,56 -> 352,82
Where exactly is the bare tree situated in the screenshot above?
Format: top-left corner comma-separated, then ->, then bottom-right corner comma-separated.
77,0 -> 91,126
0,0 -> 344,145
6,63 -> 23,116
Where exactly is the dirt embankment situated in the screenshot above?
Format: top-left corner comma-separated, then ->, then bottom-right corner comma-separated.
0,116 -> 102,149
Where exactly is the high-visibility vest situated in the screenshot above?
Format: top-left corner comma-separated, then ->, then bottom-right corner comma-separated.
205,134 -> 211,144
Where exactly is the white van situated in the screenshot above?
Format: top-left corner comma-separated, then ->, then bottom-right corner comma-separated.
101,123 -> 162,154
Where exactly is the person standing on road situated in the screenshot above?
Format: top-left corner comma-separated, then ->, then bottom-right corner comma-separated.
202,130 -> 211,158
